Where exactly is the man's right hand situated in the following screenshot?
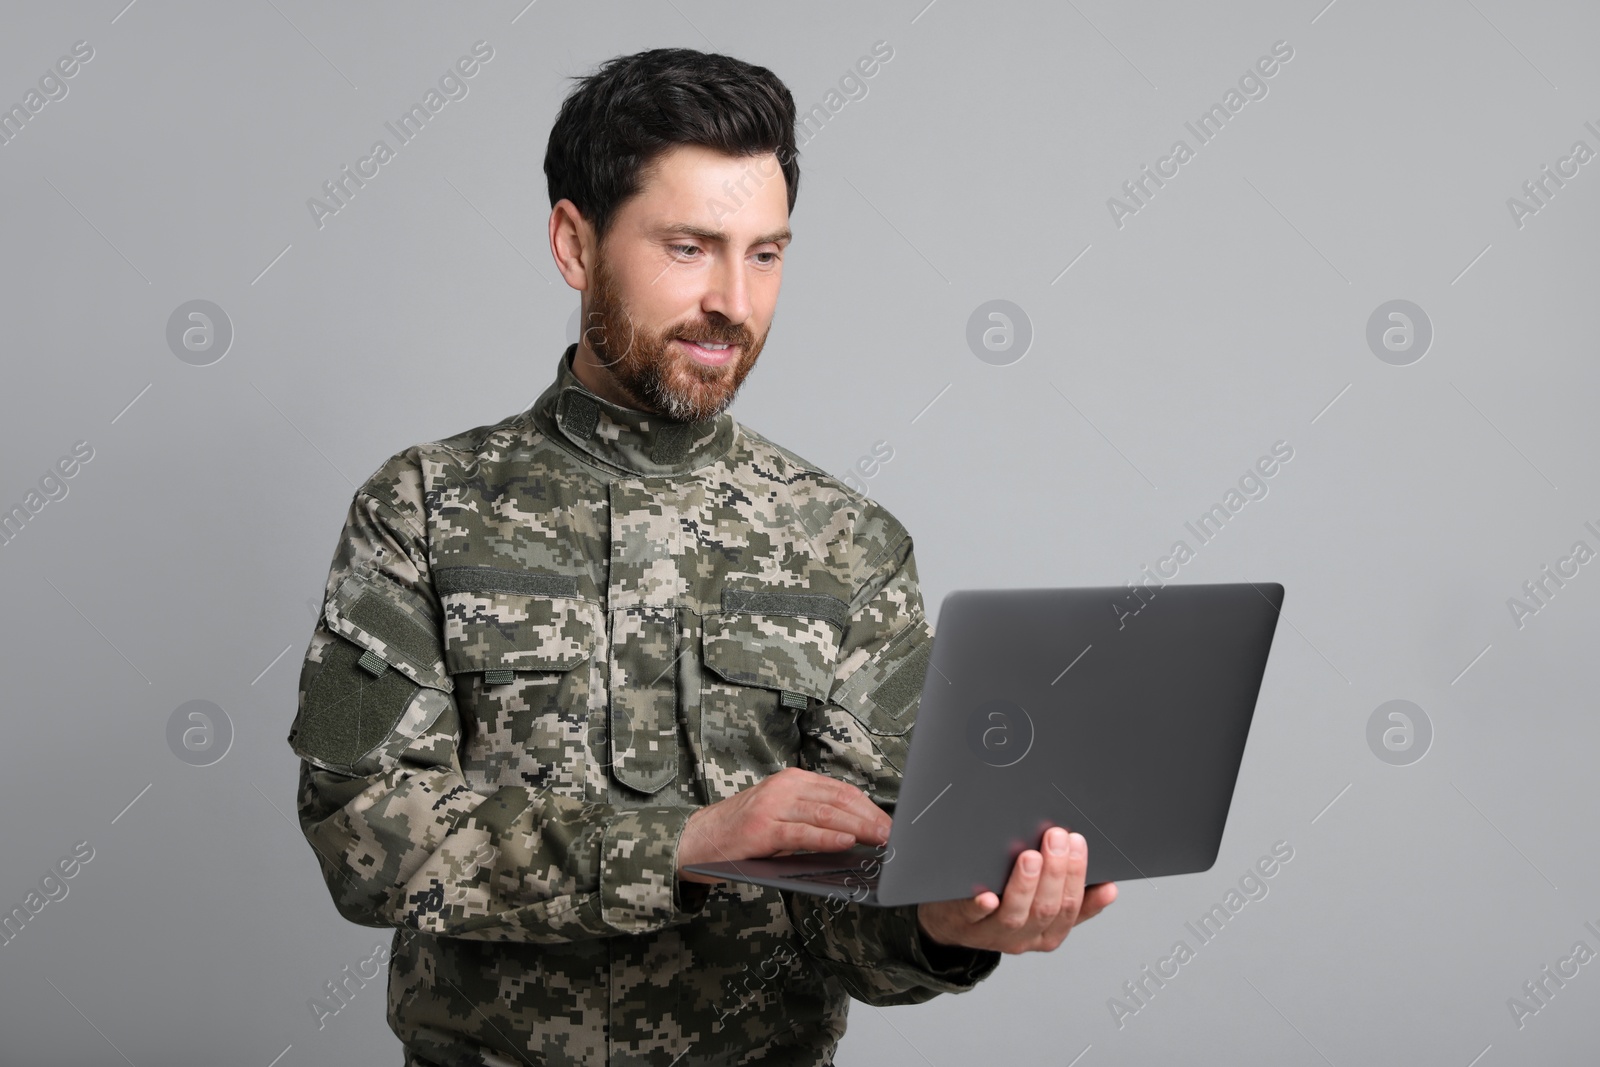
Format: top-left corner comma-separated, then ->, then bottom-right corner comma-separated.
677,767 -> 892,884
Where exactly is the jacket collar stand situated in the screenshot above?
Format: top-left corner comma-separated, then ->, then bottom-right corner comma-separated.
529,344 -> 734,477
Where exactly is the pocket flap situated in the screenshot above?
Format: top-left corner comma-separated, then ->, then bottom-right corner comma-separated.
701,611 -> 841,703
324,572 -> 451,692
439,581 -> 596,675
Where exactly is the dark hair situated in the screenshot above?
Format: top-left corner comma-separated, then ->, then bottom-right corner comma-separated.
544,48 -> 800,247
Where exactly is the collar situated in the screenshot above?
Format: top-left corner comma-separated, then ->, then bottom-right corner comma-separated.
526,343 -> 736,477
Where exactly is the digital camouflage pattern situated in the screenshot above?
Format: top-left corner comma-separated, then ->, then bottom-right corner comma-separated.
288,344 -> 1001,1066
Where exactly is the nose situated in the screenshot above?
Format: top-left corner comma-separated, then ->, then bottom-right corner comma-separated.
701,254 -> 752,329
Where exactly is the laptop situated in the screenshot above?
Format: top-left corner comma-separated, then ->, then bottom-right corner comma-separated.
681,581 -> 1285,906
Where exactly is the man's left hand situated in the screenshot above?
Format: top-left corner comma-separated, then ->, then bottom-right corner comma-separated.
916,827 -> 1118,954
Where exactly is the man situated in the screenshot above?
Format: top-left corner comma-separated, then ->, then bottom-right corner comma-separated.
288,47 -> 1116,1066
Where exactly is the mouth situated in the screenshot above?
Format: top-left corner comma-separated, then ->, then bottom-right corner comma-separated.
675,338 -> 739,367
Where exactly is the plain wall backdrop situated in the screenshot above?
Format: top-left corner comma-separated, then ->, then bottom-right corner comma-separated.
2,0 -> 1597,1063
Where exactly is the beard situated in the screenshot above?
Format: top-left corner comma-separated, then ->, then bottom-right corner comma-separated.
581,251 -> 766,423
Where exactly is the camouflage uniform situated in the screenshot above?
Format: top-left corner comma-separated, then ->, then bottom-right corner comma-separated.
287,344 -> 1001,1066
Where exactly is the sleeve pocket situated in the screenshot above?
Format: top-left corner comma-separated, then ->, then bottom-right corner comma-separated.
292,570 -> 453,773
828,615 -> 933,738
323,571 -> 453,692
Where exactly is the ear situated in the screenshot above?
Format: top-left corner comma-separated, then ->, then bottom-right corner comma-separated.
549,198 -> 598,293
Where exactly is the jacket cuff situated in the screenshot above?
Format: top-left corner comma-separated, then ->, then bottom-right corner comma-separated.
599,806 -> 710,934
899,904 -> 1002,987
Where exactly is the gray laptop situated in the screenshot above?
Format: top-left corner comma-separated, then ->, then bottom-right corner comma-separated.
681,581 -> 1284,906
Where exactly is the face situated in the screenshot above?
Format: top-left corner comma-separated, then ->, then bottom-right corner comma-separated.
562,143 -> 791,422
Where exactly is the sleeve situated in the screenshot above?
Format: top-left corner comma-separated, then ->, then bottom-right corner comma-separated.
286,451 -> 712,943
784,508 -> 1002,1005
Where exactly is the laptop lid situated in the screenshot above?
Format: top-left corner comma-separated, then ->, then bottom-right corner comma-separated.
874,581 -> 1283,906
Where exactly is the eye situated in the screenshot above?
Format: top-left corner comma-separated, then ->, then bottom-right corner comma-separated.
754,251 -> 779,266
670,244 -> 701,259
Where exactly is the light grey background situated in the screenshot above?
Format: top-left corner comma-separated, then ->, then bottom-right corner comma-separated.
2,0 -> 1596,1063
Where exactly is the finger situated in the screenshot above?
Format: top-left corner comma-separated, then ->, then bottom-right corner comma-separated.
993,849 -> 1043,929
1064,831 -> 1088,915
771,811 -> 857,853
1039,834 -> 1090,944
773,781 -> 874,849
1076,881 -> 1119,924
780,771 -> 880,843
806,824 -> 860,852
803,801 -> 883,849
800,776 -> 889,845
1031,827 -> 1072,928
953,890 -> 1002,925
826,778 -> 892,844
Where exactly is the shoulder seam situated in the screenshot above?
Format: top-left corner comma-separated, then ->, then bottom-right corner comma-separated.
357,484 -> 428,545
862,529 -> 910,577
735,422 -> 827,478
356,408 -> 538,541
853,530 -> 911,604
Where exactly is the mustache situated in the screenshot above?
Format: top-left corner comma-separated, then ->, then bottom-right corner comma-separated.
673,327 -> 751,347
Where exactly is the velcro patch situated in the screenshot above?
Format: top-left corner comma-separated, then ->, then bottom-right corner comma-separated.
722,587 -> 850,628
295,638 -> 419,771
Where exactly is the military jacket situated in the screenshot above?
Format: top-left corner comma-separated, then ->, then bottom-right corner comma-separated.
287,344 -> 1001,1066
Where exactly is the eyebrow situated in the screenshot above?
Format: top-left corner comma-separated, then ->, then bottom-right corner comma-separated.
654,222 -> 792,247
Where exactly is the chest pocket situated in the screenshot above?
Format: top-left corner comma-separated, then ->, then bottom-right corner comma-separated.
699,588 -> 848,791
435,566 -> 598,798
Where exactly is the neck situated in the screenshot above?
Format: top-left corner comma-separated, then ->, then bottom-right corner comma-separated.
571,340 -> 652,412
